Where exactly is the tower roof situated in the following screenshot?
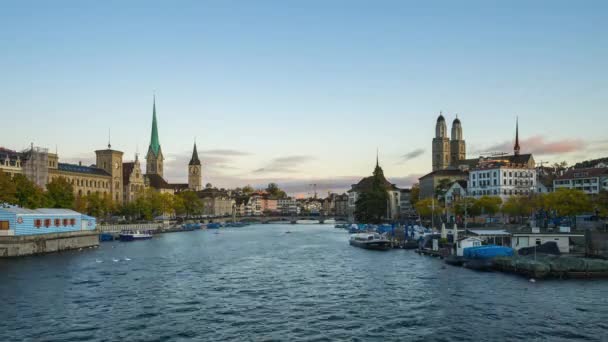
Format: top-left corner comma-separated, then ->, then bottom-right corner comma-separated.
514,117 -> 520,155
149,96 -> 161,157
189,142 -> 201,166
437,112 -> 445,122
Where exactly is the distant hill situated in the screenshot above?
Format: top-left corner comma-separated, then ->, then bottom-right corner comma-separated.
573,157 -> 608,169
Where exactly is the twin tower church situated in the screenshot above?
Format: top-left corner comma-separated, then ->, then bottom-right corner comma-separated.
432,112 -> 466,171
144,97 -> 202,193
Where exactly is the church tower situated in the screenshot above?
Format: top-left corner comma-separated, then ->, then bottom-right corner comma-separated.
514,117 -> 521,156
188,142 -> 202,191
450,116 -> 466,166
432,112 -> 450,171
146,96 -> 164,178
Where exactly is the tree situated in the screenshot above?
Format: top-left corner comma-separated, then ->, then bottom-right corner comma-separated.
13,174 -> 47,209
0,170 -> 17,205
242,185 -> 254,195
410,183 -> 420,206
46,177 -> 75,208
545,189 -> 592,224
355,166 -> 389,223
501,196 -> 526,223
475,196 -> 502,216
415,198 -> 437,218
435,178 -> 452,203
266,183 -> 287,199
453,197 -> 480,218
551,161 -> 568,170
593,190 -> 608,218
176,191 -> 203,218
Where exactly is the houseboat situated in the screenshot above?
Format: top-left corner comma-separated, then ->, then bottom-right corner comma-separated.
349,233 -> 391,251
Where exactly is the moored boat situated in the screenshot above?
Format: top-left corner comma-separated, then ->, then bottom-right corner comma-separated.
206,222 -> 222,229
119,230 -> 153,241
349,233 -> 391,251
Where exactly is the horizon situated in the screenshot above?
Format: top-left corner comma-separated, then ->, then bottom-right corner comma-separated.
2,1 -> 607,195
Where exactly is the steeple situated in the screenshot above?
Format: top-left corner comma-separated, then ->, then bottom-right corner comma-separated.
149,95 -> 160,157
189,142 -> 201,166
514,117 -> 521,156
373,149 -> 384,176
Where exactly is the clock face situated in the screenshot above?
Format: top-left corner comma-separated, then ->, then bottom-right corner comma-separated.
114,162 -> 120,170
191,167 -> 198,175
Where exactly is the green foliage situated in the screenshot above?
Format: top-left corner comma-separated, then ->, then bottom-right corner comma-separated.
410,183 -> 420,206
415,198 -> 439,218
453,197 -> 480,217
0,170 -> 17,205
435,179 -> 452,202
46,177 -> 75,208
176,191 -> 204,217
501,196 -> 526,218
593,190 -> 608,217
84,192 -> 115,218
242,185 -> 254,195
266,183 -> 287,199
545,188 -> 592,218
13,174 -> 47,209
474,196 -> 502,216
355,169 -> 389,223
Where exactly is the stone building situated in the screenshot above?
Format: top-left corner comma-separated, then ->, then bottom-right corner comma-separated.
347,157 -> 401,220
188,143 -> 202,191
432,113 -> 466,171
122,155 -> 145,204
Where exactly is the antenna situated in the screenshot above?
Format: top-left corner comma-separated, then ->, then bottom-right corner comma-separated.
108,128 -> 111,149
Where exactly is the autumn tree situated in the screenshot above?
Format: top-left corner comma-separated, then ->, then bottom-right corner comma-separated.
410,183 -> 420,206
46,177 -> 75,208
13,174 -> 47,209
474,196 -> 502,216
0,170 -> 17,205
545,189 -> 592,227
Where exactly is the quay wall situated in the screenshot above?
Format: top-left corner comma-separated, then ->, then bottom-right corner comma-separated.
0,230 -> 99,257
98,223 -> 164,233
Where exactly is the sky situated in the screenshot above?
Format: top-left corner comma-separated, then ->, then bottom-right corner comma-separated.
1,0 -> 607,196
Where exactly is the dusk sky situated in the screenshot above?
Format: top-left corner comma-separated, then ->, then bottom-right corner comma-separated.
1,1 -> 607,195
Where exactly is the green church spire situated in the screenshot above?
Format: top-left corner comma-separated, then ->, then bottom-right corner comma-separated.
149,95 -> 161,156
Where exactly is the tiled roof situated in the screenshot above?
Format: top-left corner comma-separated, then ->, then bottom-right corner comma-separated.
419,168 -> 468,180
145,174 -> 173,189
555,167 -> 608,180
58,163 -> 110,176
350,174 -> 399,192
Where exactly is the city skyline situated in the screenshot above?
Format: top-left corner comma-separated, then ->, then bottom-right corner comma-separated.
2,1 -> 607,194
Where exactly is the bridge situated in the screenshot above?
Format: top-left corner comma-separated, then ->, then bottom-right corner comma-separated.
212,215 -> 349,224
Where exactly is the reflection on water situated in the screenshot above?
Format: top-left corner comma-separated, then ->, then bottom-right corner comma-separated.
0,224 -> 606,341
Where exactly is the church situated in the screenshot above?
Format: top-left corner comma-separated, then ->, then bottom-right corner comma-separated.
143,97 -> 202,193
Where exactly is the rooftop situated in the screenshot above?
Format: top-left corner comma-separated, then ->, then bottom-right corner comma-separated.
555,167 -> 608,180
58,163 -> 110,176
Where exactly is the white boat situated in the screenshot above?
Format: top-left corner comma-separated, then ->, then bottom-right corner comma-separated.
296,219 -> 320,224
323,219 -> 336,224
349,233 -> 391,251
119,230 -> 153,241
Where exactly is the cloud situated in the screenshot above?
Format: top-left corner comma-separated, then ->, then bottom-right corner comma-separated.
253,155 -> 316,174
401,148 -> 425,162
200,149 -> 252,156
472,135 -> 586,156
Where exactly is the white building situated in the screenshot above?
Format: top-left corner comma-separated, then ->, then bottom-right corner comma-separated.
511,233 -> 584,254
553,168 -> 608,195
277,198 -> 298,215
468,156 -> 536,200
445,180 -> 467,206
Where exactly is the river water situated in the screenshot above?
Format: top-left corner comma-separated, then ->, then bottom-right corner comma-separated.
0,224 -> 606,341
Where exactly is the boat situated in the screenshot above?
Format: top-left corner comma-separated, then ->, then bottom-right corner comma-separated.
444,255 -> 465,266
206,222 -> 222,229
296,219 -> 320,224
119,230 -> 153,241
334,224 -> 348,229
99,233 -> 114,242
224,222 -> 248,228
323,219 -> 336,224
349,233 -> 391,251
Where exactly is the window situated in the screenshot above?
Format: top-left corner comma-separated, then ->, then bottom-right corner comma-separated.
44,219 -> 51,228
509,172 -> 512,177
35,219 -> 42,228
62,218 -> 68,226
70,218 -> 76,226
0,221 -> 9,230
54,219 -> 60,227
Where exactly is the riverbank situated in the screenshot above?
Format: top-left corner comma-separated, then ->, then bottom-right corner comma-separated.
0,230 -> 99,257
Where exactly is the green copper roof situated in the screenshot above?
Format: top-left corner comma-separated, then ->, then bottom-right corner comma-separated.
149,97 -> 160,156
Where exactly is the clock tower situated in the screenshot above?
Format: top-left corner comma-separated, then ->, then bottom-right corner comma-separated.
95,143 -> 124,204
188,142 -> 202,191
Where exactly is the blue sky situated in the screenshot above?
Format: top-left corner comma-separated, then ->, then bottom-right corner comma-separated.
1,0 -> 607,195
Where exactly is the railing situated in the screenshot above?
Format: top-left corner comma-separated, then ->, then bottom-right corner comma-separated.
97,223 -> 164,233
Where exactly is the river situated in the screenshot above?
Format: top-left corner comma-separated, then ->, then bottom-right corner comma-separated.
1,224 -> 606,341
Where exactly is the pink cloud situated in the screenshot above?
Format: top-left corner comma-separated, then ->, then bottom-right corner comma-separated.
474,135 -> 586,156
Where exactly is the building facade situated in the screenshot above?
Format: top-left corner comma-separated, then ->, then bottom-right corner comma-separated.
554,168 -> 608,194
468,157 -> 537,199
432,113 -> 466,171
